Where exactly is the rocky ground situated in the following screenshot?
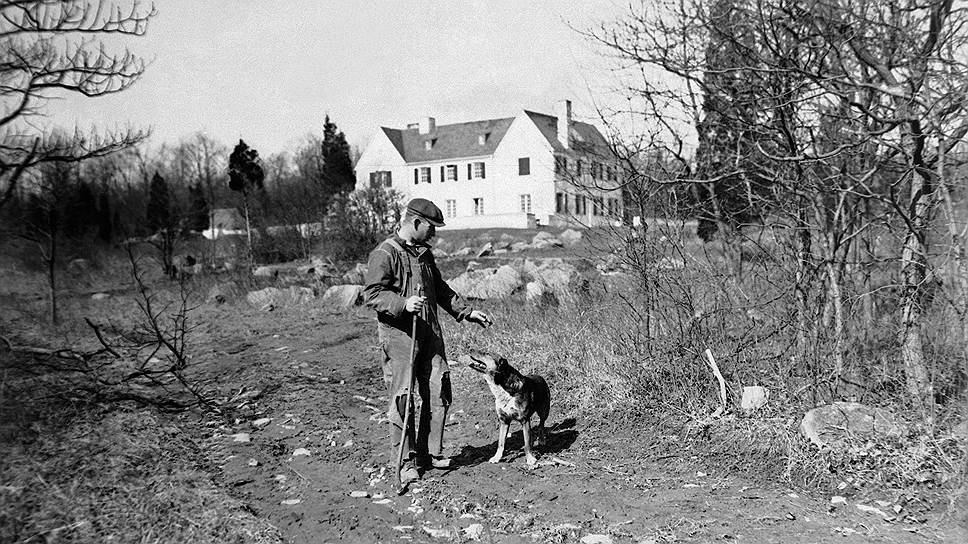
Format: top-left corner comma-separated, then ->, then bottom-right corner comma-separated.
185,300 -> 966,544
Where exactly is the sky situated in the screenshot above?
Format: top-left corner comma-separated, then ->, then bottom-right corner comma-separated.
44,0 -> 633,158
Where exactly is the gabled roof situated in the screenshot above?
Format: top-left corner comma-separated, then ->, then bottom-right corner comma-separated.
524,111 -> 610,155
381,117 -> 515,163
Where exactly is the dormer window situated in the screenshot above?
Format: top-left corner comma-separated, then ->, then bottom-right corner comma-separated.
478,133 -> 490,145
425,138 -> 437,150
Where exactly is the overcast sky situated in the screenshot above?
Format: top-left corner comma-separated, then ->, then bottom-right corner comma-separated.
44,0 -> 630,157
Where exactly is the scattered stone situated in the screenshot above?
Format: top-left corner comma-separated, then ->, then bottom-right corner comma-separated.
581,535 -> 614,544
91,292 -> 110,300
800,402 -> 903,449
392,525 -> 413,532
373,498 -> 393,505
292,448 -> 311,456
451,247 -> 474,257
251,418 -> 272,428
740,386 -> 769,412
510,241 -> 530,252
476,242 -> 494,258
552,523 -> 582,532
322,284 -> 364,309
448,265 -> 523,300
422,526 -> 456,539
247,458 -> 259,467
511,513 -> 535,531
253,266 -> 277,278
463,524 -> 485,541
231,433 -> 251,443
246,287 -> 282,310
349,490 -> 369,498
465,260 -> 482,272
68,258 -> 92,274
559,228 -> 583,245
287,285 -> 315,304
831,496 -> 847,506
856,504 -> 891,519
280,498 -> 301,505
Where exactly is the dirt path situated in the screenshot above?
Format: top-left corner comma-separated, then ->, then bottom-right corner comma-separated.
192,304 -> 963,544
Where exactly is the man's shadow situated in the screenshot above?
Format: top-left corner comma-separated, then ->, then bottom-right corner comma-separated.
448,417 -> 578,470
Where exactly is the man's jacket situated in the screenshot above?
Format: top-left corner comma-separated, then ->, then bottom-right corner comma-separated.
363,235 -> 471,336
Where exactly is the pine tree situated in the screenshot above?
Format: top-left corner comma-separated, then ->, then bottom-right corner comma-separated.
146,171 -> 171,233
228,139 -> 265,257
321,115 -> 356,197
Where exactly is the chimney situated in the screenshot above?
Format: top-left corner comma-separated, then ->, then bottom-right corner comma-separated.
419,117 -> 436,134
556,100 -> 571,149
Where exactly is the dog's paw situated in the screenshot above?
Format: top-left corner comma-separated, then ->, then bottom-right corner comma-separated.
488,454 -> 502,464
525,454 -> 538,467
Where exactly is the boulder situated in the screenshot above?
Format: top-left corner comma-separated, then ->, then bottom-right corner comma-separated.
494,241 -> 512,251
510,242 -> 530,252
322,284 -> 364,309
476,242 -> 493,258
740,386 -> 769,412
465,260 -> 482,272
341,263 -> 368,285
253,266 -> 277,278
559,228 -> 583,245
532,236 -> 564,249
247,287 -> 283,310
532,232 -> 556,244
91,292 -> 110,300
448,265 -> 524,300
451,247 -> 474,257
522,259 -> 578,298
207,281 -> 242,304
800,402 -> 904,448
287,286 -> 315,304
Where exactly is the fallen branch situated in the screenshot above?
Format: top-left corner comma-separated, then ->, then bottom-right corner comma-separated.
704,348 -> 728,418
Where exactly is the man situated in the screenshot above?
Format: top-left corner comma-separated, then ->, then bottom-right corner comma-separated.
363,198 -> 492,485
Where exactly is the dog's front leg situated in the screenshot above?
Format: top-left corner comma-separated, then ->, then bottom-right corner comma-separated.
521,419 -> 537,466
489,421 -> 509,463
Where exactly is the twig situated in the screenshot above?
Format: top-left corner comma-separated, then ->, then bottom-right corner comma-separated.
84,318 -> 121,358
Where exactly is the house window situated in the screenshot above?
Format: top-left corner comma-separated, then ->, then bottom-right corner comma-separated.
519,194 -> 532,214
472,161 -> 485,179
446,199 -> 457,218
518,157 -> 530,176
419,167 -> 431,183
591,162 -> 602,180
555,156 -> 568,175
445,165 -> 457,181
473,198 -> 484,215
593,198 -> 602,216
369,171 -> 392,188
576,195 -> 586,215
478,133 -> 490,145
606,165 -> 616,182
576,160 -> 583,177
556,192 -> 567,213
424,140 -> 433,150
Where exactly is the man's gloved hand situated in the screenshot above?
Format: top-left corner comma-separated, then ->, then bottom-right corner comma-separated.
467,310 -> 493,328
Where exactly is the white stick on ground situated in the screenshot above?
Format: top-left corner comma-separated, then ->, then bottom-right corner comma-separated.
704,349 -> 728,418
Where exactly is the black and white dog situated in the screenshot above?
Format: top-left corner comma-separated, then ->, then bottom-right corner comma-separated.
467,350 -> 550,466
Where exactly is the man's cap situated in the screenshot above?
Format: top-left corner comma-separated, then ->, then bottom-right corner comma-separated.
406,198 -> 445,227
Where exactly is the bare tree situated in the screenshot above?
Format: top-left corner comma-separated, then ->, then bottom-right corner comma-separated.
0,0 -> 154,212
588,0 -> 968,418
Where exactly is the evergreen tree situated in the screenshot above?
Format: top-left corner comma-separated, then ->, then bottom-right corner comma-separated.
228,139 -> 265,256
189,183 -> 209,232
146,171 -> 171,233
321,115 -> 356,196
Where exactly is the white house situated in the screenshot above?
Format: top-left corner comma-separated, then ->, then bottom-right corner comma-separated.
355,100 -> 623,229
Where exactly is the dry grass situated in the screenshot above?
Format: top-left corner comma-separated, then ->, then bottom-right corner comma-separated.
0,405 -> 281,543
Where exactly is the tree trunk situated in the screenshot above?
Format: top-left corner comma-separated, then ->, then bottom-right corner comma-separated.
899,170 -> 936,422
242,192 -> 253,264
48,233 -> 57,325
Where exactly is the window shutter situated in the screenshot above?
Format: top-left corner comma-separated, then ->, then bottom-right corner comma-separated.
414,169 -> 418,185
467,164 -> 472,179
386,171 -> 392,187
440,165 -> 444,182
481,162 -> 485,178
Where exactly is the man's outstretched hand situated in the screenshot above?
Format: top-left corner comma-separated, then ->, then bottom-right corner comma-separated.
467,310 -> 493,328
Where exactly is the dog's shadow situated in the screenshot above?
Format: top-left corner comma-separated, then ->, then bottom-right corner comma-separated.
450,417 -> 579,470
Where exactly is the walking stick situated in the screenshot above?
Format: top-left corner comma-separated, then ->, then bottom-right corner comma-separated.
396,285 -> 423,495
